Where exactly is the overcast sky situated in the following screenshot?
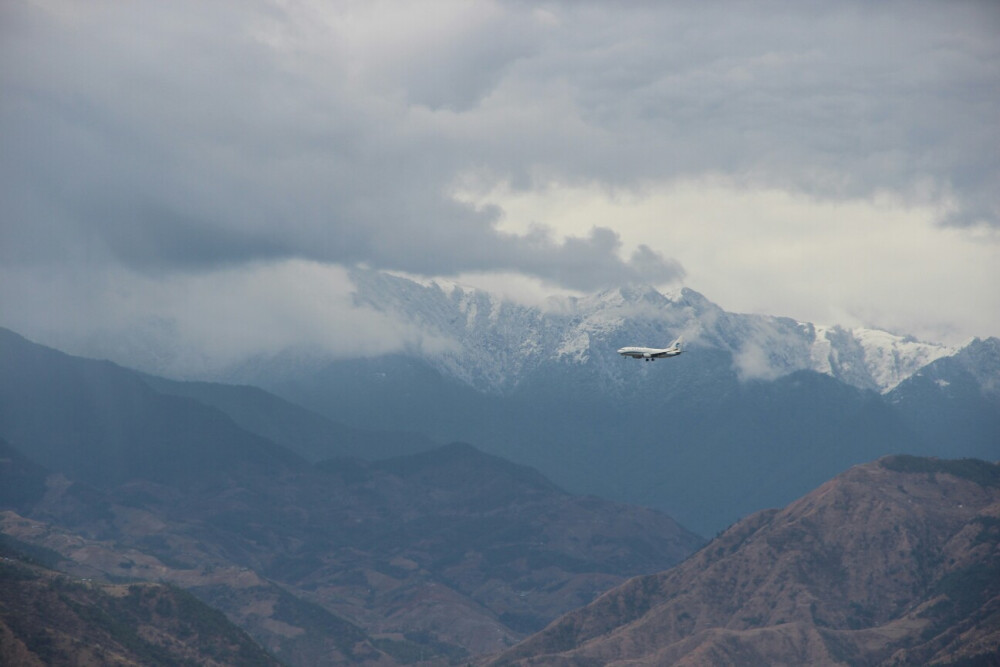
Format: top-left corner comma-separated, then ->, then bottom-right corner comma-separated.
2,0 -> 998,369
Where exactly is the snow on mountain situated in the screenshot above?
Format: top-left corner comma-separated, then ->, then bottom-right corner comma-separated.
846,327 -> 957,391
349,269 -> 962,395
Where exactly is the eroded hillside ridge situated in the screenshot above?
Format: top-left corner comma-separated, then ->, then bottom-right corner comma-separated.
487,456 -> 1000,666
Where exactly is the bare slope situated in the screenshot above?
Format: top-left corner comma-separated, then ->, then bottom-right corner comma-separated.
489,456 -> 1000,666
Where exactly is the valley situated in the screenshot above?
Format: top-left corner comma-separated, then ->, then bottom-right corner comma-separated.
2,275 -> 998,664
0,329 -> 702,664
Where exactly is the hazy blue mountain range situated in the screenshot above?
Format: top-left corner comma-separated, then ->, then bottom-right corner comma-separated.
2,325 -> 998,664
487,456 -> 1000,666
140,374 -> 439,462
0,328 -> 296,489
0,329 -> 704,664
213,271 -> 1000,535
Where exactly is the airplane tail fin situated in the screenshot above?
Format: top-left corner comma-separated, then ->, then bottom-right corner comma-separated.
672,336 -> 683,351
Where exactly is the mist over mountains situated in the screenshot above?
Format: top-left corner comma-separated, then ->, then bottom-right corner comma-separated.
190,270 -> 999,535
7,270 -> 998,536
0,329 -> 703,663
2,302 -> 999,664
3,267 -> 998,534
3,1 -> 998,663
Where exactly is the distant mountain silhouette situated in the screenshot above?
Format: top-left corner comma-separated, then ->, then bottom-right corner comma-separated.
267,349 -> 933,534
886,337 -> 1000,462
235,272 -> 999,536
142,373 -> 439,461
488,456 -> 1000,666
0,327 -> 300,489
0,328 -> 705,664
0,438 -> 47,512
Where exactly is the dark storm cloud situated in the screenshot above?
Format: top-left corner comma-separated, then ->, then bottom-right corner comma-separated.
0,0 -> 683,288
0,0 -> 997,293
445,226 -> 684,291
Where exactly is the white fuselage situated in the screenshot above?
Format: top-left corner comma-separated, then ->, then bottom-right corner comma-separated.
618,338 -> 683,361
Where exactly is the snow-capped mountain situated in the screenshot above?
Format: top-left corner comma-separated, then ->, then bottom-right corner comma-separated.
253,273 -> 996,535
348,269 -> 962,396
10,269 -> 992,537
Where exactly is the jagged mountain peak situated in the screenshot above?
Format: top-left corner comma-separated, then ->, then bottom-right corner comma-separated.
595,284 -> 672,307
342,271 -> 971,396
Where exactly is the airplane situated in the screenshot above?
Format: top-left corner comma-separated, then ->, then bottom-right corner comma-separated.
618,336 -> 683,361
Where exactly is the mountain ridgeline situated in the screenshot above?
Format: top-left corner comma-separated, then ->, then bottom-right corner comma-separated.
0,328 -> 704,664
1,322 -> 999,664
487,456 -> 1000,666
218,271 -> 1000,535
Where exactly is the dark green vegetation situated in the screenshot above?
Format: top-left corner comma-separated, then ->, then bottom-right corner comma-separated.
881,455 -> 1000,488
373,632 -> 470,664
0,554 -> 280,667
0,532 -> 66,571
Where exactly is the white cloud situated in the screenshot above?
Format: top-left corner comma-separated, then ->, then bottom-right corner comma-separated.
0,260 -> 435,376
456,178 -> 1000,344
